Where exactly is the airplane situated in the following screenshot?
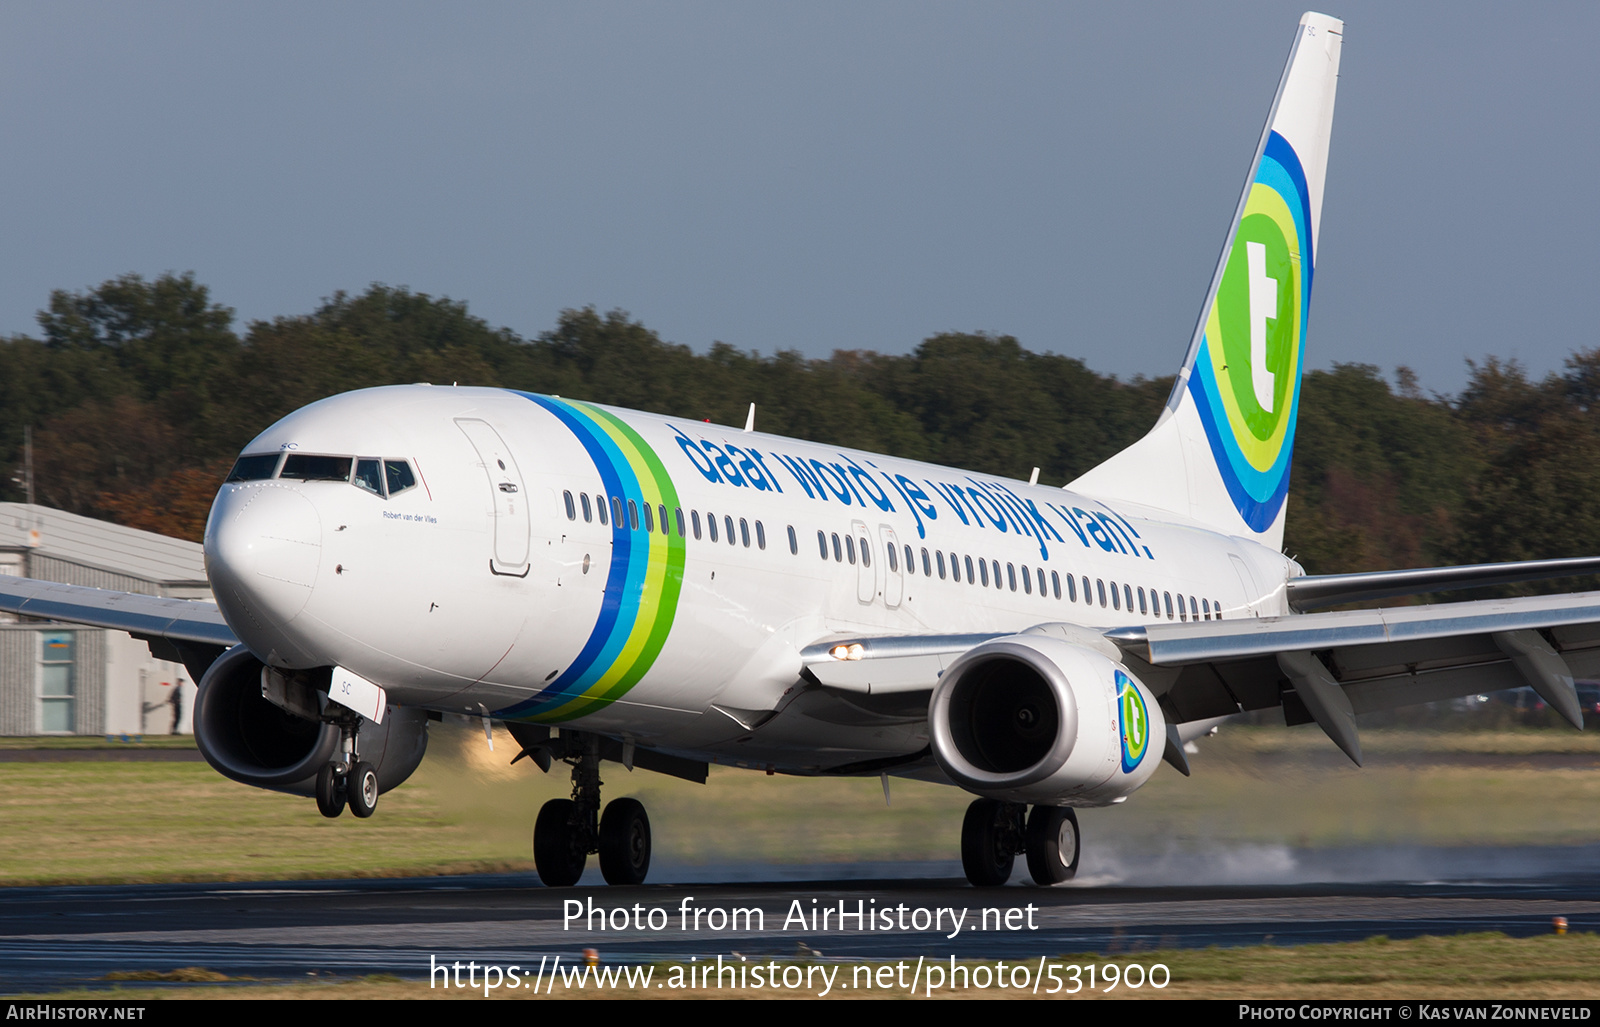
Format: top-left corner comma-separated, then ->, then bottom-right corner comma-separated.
8,11 -> 1600,889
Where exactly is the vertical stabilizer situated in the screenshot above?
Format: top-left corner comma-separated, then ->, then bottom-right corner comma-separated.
1068,13 -> 1342,552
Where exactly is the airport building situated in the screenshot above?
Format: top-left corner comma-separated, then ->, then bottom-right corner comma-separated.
0,503 -> 207,737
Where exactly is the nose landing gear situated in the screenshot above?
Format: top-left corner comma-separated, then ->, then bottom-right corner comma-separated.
529,731 -> 654,887
314,714 -> 379,819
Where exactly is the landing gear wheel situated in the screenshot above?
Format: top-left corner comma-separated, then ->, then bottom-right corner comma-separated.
961,798 -> 1020,887
315,763 -> 346,819
1025,806 -> 1080,885
348,761 -> 379,818
598,798 -> 652,886
534,798 -> 588,887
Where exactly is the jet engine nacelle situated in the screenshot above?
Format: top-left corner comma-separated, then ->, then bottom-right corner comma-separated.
928,634 -> 1165,806
193,644 -> 430,798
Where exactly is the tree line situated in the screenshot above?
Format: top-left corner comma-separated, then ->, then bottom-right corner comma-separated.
3,272 -> 1596,586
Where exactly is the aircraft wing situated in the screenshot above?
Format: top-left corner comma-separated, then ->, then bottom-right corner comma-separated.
804,590 -> 1600,766
1102,590 -> 1600,761
0,577 -> 236,680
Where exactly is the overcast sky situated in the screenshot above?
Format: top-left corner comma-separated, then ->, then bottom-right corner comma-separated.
0,2 -> 1592,394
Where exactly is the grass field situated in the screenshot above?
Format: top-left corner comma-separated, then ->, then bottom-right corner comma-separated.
13,933 -> 1600,1000
0,722 -> 1597,885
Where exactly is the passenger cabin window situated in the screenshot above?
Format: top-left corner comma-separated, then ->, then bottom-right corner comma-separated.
692,510 -> 702,539
724,515 -> 736,546
845,535 -> 856,565
708,514 -> 719,543
756,521 -> 766,550
597,497 -> 609,526
563,490 -> 576,520
642,503 -> 654,533
628,500 -> 640,531
226,453 -> 280,482
817,530 -> 827,558
739,518 -> 750,548
788,525 -> 799,555
581,494 -> 593,522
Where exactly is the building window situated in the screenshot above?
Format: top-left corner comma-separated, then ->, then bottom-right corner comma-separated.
39,631 -> 74,733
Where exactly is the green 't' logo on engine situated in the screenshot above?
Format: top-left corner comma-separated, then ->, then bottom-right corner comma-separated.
1116,670 -> 1149,774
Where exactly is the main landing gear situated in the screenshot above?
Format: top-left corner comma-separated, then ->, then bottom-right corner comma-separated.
531,731 -> 653,887
314,712 -> 379,820
960,798 -> 1080,887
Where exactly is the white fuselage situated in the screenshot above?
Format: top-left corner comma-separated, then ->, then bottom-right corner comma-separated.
204,385 -> 1295,773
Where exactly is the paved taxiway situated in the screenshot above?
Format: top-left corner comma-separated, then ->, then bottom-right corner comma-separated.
3,846 -> 1599,992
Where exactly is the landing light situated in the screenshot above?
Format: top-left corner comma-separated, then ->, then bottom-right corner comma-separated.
829,643 -> 865,661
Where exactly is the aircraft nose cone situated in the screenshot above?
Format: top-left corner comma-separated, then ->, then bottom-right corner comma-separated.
206,484 -> 324,643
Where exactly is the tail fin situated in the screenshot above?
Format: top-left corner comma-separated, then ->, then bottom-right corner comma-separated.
1069,12 -> 1342,552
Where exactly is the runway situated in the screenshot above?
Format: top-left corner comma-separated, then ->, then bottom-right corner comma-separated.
3,844 -> 1599,993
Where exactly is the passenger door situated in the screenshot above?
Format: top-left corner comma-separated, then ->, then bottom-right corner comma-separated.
455,418 -> 531,577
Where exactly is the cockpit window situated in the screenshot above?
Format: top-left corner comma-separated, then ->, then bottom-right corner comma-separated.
384,460 -> 417,497
281,454 -> 354,482
225,453 -> 281,482
354,459 -> 384,496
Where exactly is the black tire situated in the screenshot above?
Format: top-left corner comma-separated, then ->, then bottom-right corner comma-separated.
1025,806 -> 1080,885
348,761 -> 379,819
598,798 -> 652,886
315,763 -> 345,819
534,798 -> 587,887
961,798 -> 1016,887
